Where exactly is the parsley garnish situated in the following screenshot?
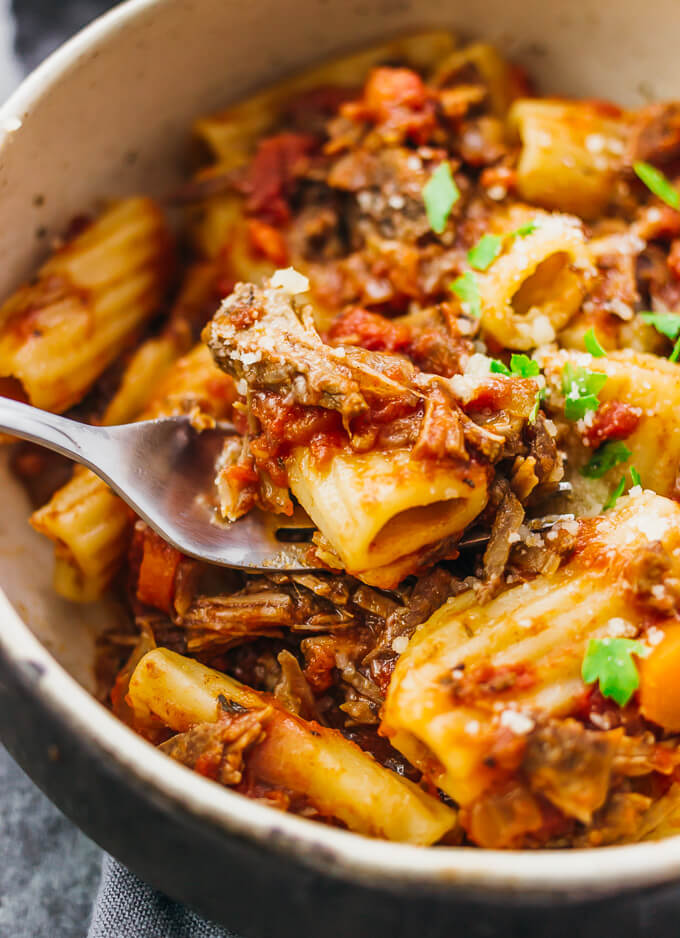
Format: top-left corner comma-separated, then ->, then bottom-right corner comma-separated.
639,311 -> 680,339
467,224 -> 538,272
581,441 -> 632,479
509,353 -> 540,377
633,161 -> 680,210
490,359 -> 510,376
529,388 -> 546,424
584,328 -> 606,358
490,353 -> 539,378
630,466 -> 641,487
639,311 -> 680,362
423,162 -> 460,234
451,271 -> 481,318
512,221 -> 539,238
468,233 -> 503,271
561,362 -> 607,421
603,476 -> 626,511
582,637 -> 649,706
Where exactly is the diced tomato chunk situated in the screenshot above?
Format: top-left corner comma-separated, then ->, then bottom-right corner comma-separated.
583,401 -> 642,447
238,133 -> 317,225
341,67 -> 436,144
328,307 -> 411,353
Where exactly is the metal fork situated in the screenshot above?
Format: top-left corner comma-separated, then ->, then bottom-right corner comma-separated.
0,397 -> 573,571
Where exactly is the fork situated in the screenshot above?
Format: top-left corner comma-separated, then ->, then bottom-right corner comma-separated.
0,396 -> 573,571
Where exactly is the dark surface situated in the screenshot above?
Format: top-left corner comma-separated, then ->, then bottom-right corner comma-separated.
0,749 -> 100,938
11,0 -> 114,71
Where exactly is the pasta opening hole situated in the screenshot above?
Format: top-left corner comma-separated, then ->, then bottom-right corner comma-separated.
511,252 -> 570,316
369,498 -> 464,555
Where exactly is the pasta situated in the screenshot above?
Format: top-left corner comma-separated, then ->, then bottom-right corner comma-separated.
31,343 -> 236,601
509,99 -> 631,219
382,492 -> 680,845
11,31 -> 680,849
0,198 -> 173,412
128,647 -> 457,844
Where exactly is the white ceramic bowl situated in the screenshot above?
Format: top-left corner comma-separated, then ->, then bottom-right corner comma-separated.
2,1 -> 680,932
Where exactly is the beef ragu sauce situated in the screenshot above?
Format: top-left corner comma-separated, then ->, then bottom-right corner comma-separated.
14,29 -> 680,849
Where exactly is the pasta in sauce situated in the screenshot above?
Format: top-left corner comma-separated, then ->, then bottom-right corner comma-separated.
9,30 -> 680,847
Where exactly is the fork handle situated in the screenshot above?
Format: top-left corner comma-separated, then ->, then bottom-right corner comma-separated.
0,396 -> 105,469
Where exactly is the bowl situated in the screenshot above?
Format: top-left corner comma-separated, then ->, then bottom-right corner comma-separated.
2,0 -> 680,934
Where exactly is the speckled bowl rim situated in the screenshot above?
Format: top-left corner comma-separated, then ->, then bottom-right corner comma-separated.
1,0 -> 680,900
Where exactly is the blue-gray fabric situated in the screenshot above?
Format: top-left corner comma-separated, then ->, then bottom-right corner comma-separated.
87,855 -> 236,938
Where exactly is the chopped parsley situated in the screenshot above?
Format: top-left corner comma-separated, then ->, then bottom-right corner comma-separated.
490,353 -> 539,378
630,466 -> 642,487
639,310 -> 680,339
603,475 -> 627,511
467,224 -> 538,272
509,353 -> 540,377
581,637 -> 649,707
512,220 -> 539,238
423,162 -> 460,234
584,328 -> 606,358
639,311 -> 680,362
451,271 -> 481,318
561,361 -> 607,421
581,441 -> 632,479
529,387 -> 546,424
633,161 -> 680,210
490,359 -> 511,376
468,233 -> 503,271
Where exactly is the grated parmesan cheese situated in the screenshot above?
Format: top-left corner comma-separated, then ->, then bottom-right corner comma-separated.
487,184 -> 507,201
270,267 -> 310,295
531,314 -> 556,345
646,626 -> 666,646
499,709 -> 535,735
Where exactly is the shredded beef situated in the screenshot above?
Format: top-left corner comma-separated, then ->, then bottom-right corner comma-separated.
160,707 -> 270,786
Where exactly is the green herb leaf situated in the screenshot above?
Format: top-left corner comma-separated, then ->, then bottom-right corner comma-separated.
423,162 -> 460,234
490,354 -> 540,378
512,221 -> 539,238
581,441 -> 632,479
561,362 -> 608,421
509,353 -> 540,378
490,359 -> 511,376
630,466 -> 642,487
584,328 -> 606,358
671,336 -> 680,363
529,387 -> 546,424
639,311 -> 680,340
581,637 -> 649,706
603,476 -> 626,511
633,161 -> 680,210
451,271 -> 481,318
468,233 -> 503,271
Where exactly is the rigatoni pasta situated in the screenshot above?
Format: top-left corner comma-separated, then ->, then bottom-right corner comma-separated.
31,344 -> 236,601
0,198 -> 173,412
12,30 -> 680,850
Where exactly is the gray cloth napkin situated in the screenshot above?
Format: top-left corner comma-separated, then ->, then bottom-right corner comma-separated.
87,855 -> 237,938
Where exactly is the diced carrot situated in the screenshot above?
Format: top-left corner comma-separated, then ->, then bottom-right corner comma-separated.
639,624 -> 680,730
136,527 -> 183,614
